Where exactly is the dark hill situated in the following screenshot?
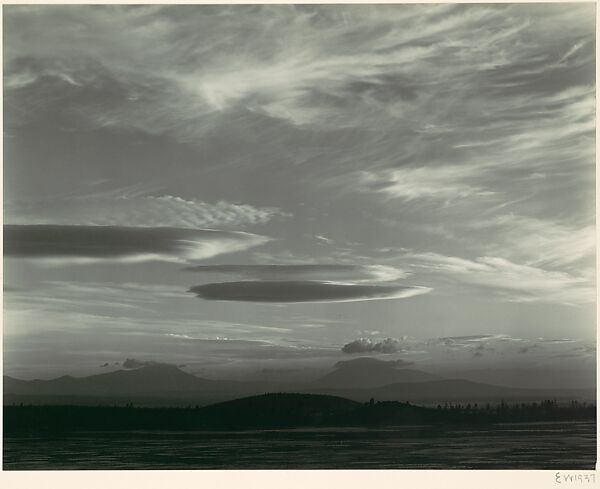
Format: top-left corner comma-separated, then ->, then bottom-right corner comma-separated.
206,392 -> 360,412
199,392 -> 362,428
5,393 -> 595,435
3,393 -> 367,433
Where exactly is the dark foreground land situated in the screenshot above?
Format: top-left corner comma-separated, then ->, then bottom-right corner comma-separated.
4,393 -> 596,432
4,393 -> 597,469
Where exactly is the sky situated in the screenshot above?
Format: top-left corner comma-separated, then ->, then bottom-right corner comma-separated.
3,4 -> 596,381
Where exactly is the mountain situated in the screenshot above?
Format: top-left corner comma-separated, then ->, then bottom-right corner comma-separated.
4,358 -> 442,404
306,378 -> 596,404
4,363 -> 217,397
311,357 -> 441,388
4,361 -> 595,407
438,367 -> 597,390
3,363 -> 287,405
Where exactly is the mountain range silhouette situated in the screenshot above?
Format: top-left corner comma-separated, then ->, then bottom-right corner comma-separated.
4,358 -> 595,406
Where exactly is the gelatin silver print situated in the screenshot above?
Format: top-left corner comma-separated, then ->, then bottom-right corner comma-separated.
2,3 -> 596,471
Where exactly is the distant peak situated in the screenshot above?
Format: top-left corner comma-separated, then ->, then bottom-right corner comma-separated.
122,358 -> 180,370
334,357 -> 413,369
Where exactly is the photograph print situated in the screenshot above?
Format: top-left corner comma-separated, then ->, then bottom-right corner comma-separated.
2,3 -> 597,470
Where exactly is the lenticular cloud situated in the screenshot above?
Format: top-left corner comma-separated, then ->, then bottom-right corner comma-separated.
4,224 -> 270,264
189,280 -> 431,303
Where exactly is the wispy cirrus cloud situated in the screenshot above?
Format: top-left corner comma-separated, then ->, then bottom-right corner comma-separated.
3,5 -> 595,380
4,280 -> 188,316
356,165 -> 495,202
4,5 -> 594,236
5,5 -> 594,137
469,214 -> 595,270
406,252 -> 594,305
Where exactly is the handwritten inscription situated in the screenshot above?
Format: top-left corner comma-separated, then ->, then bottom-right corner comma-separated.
556,473 -> 596,484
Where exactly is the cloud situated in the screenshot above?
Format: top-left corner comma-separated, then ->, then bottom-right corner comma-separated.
184,263 -> 409,282
4,296 -> 346,376
315,235 -> 333,245
411,334 -> 597,367
435,335 -> 494,344
6,194 -> 288,229
189,281 -> 431,303
5,5 -> 594,137
2,6 -> 596,381
4,7 -> 593,247
4,224 -> 270,264
357,165 -> 495,202
469,214 -> 595,269
4,280 -> 188,317
536,338 -> 577,344
406,252 -> 594,305
341,337 -> 409,354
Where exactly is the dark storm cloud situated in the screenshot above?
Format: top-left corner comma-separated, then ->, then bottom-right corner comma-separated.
4,224 -> 269,263
341,337 -> 407,354
183,264 -> 407,282
189,281 -> 431,303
